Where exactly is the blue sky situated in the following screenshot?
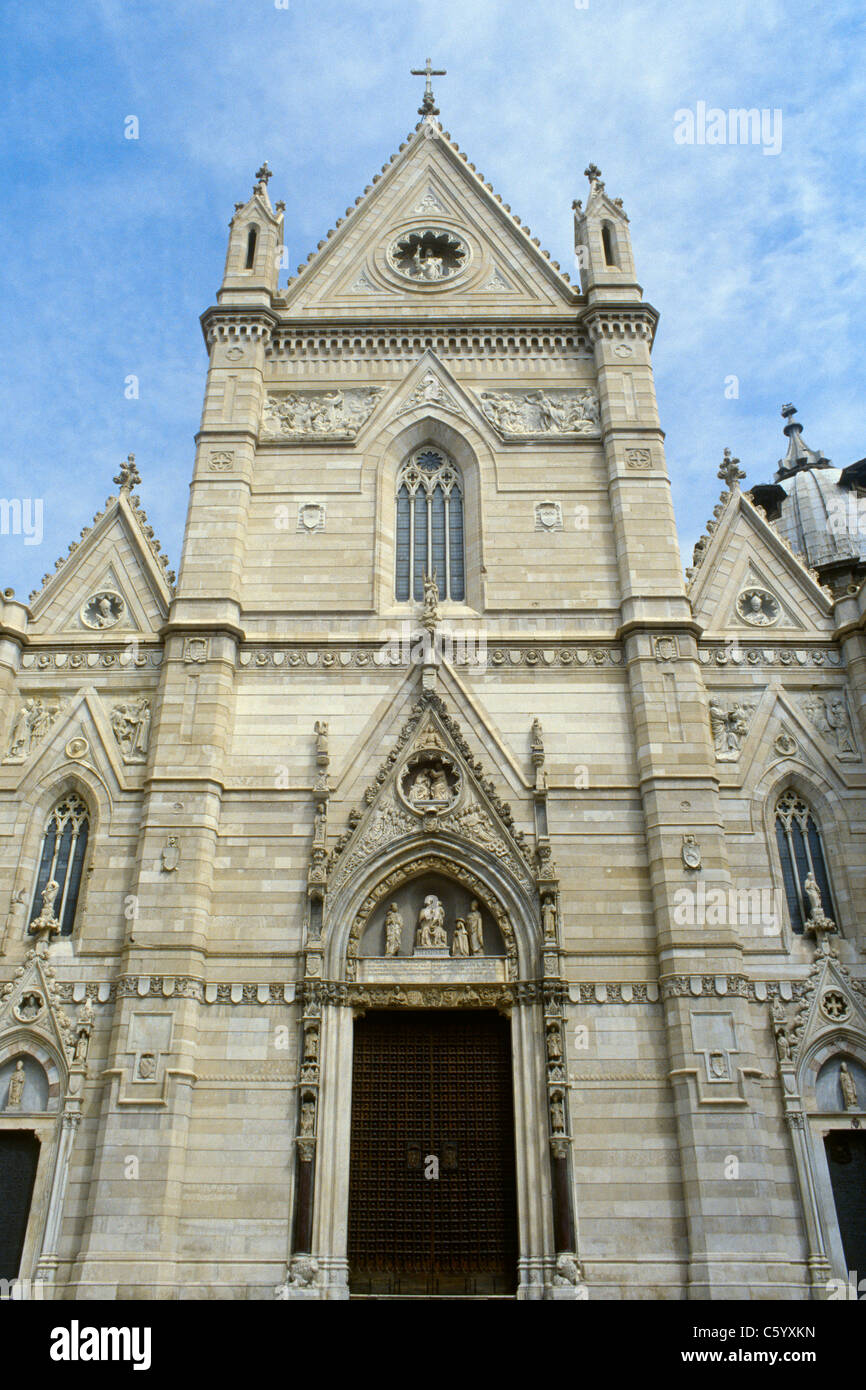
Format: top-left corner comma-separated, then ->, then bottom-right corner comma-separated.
1,0 -> 864,599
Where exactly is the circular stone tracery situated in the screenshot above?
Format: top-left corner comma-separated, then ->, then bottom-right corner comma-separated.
387,227 -> 469,283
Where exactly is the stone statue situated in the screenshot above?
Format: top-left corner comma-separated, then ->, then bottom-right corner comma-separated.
451,918 -> 470,958
803,872 -> 835,933
415,894 -> 447,949
550,1094 -> 565,1133
29,879 -> 61,938
429,766 -> 450,801
547,1023 -> 563,1062
74,996 -> 95,1064
6,1059 -> 25,1110
409,769 -> 431,804
466,900 -> 484,956
299,1099 -> 316,1137
553,1253 -> 583,1287
314,721 -> 329,756
542,895 -> 557,941
421,573 -> 440,629
839,1062 -> 858,1112
303,1025 -> 319,1064
274,1256 -> 319,1298
775,1027 -> 790,1063
384,903 -> 403,957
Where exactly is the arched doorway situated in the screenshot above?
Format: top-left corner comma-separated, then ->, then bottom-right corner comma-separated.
302,840 -> 555,1300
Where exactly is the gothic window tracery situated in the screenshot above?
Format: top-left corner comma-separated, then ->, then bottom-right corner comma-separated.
395,447 -> 465,602
774,788 -> 835,935
28,793 -> 90,938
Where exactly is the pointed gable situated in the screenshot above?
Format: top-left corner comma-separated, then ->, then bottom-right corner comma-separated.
687,481 -> 834,640
26,464 -> 174,639
278,119 -> 579,318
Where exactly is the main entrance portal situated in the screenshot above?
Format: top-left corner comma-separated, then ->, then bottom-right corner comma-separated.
347,1010 -> 518,1296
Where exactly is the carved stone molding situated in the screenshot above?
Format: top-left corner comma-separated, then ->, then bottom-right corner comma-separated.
346,982 -> 515,1012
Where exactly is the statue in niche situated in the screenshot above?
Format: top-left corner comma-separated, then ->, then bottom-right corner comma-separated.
384,903 -> 404,957
299,1099 -> 316,1137
314,721 -> 328,756
303,1026 -> 319,1064
74,996 -> 94,1064
415,895 -> 447,950
839,1062 -> 859,1112
547,1023 -> 563,1062
466,900 -> 484,957
451,918 -> 470,958
550,1094 -> 565,1133
6,1059 -> 25,1109
542,895 -> 557,941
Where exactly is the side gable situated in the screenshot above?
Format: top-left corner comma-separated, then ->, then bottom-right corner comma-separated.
688,485 -> 834,640
27,484 -> 174,639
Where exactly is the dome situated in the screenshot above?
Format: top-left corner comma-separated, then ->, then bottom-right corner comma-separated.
776,465 -> 862,570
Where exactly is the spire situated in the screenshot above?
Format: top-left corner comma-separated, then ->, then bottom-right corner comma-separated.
775,403 -> 831,480
411,57 -> 446,117
718,448 -> 746,491
113,454 -> 141,494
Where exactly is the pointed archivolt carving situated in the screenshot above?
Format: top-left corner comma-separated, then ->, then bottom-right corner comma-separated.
771,942 -> 866,1066
325,691 -> 534,900
346,853 -> 517,982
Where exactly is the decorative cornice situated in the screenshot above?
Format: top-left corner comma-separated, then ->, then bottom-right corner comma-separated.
581,304 -> 659,345
264,323 -> 592,361
201,308 -> 278,349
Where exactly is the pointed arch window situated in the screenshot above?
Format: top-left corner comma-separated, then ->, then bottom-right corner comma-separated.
774,789 -> 835,934
28,793 -> 90,938
395,447 -> 465,602
245,226 -> 258,270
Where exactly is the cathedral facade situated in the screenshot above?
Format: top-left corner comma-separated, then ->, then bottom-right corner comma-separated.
1,88 -> 865,1301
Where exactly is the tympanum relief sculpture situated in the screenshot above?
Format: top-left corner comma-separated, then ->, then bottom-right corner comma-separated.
378,892 -> 489,960
399,751 -> 460,812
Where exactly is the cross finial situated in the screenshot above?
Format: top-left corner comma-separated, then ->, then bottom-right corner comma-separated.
718,447 -> 745,491
411,57 -> 446,116
584,162 -> 604,193
254,161 -> 272,190
113,454 -> 141,494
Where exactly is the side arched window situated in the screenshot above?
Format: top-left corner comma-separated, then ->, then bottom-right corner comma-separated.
395,447 -> 465,602
774,789 -> 835,934
28,793 -> 90,938
245,226 -> 258,270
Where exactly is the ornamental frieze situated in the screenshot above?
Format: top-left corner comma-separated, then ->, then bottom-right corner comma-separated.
699,645 -> 842,668
477,387 -> 600,437
19,649 -> 163,670
237,645 -> 624,669
260,386 -> 385,440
